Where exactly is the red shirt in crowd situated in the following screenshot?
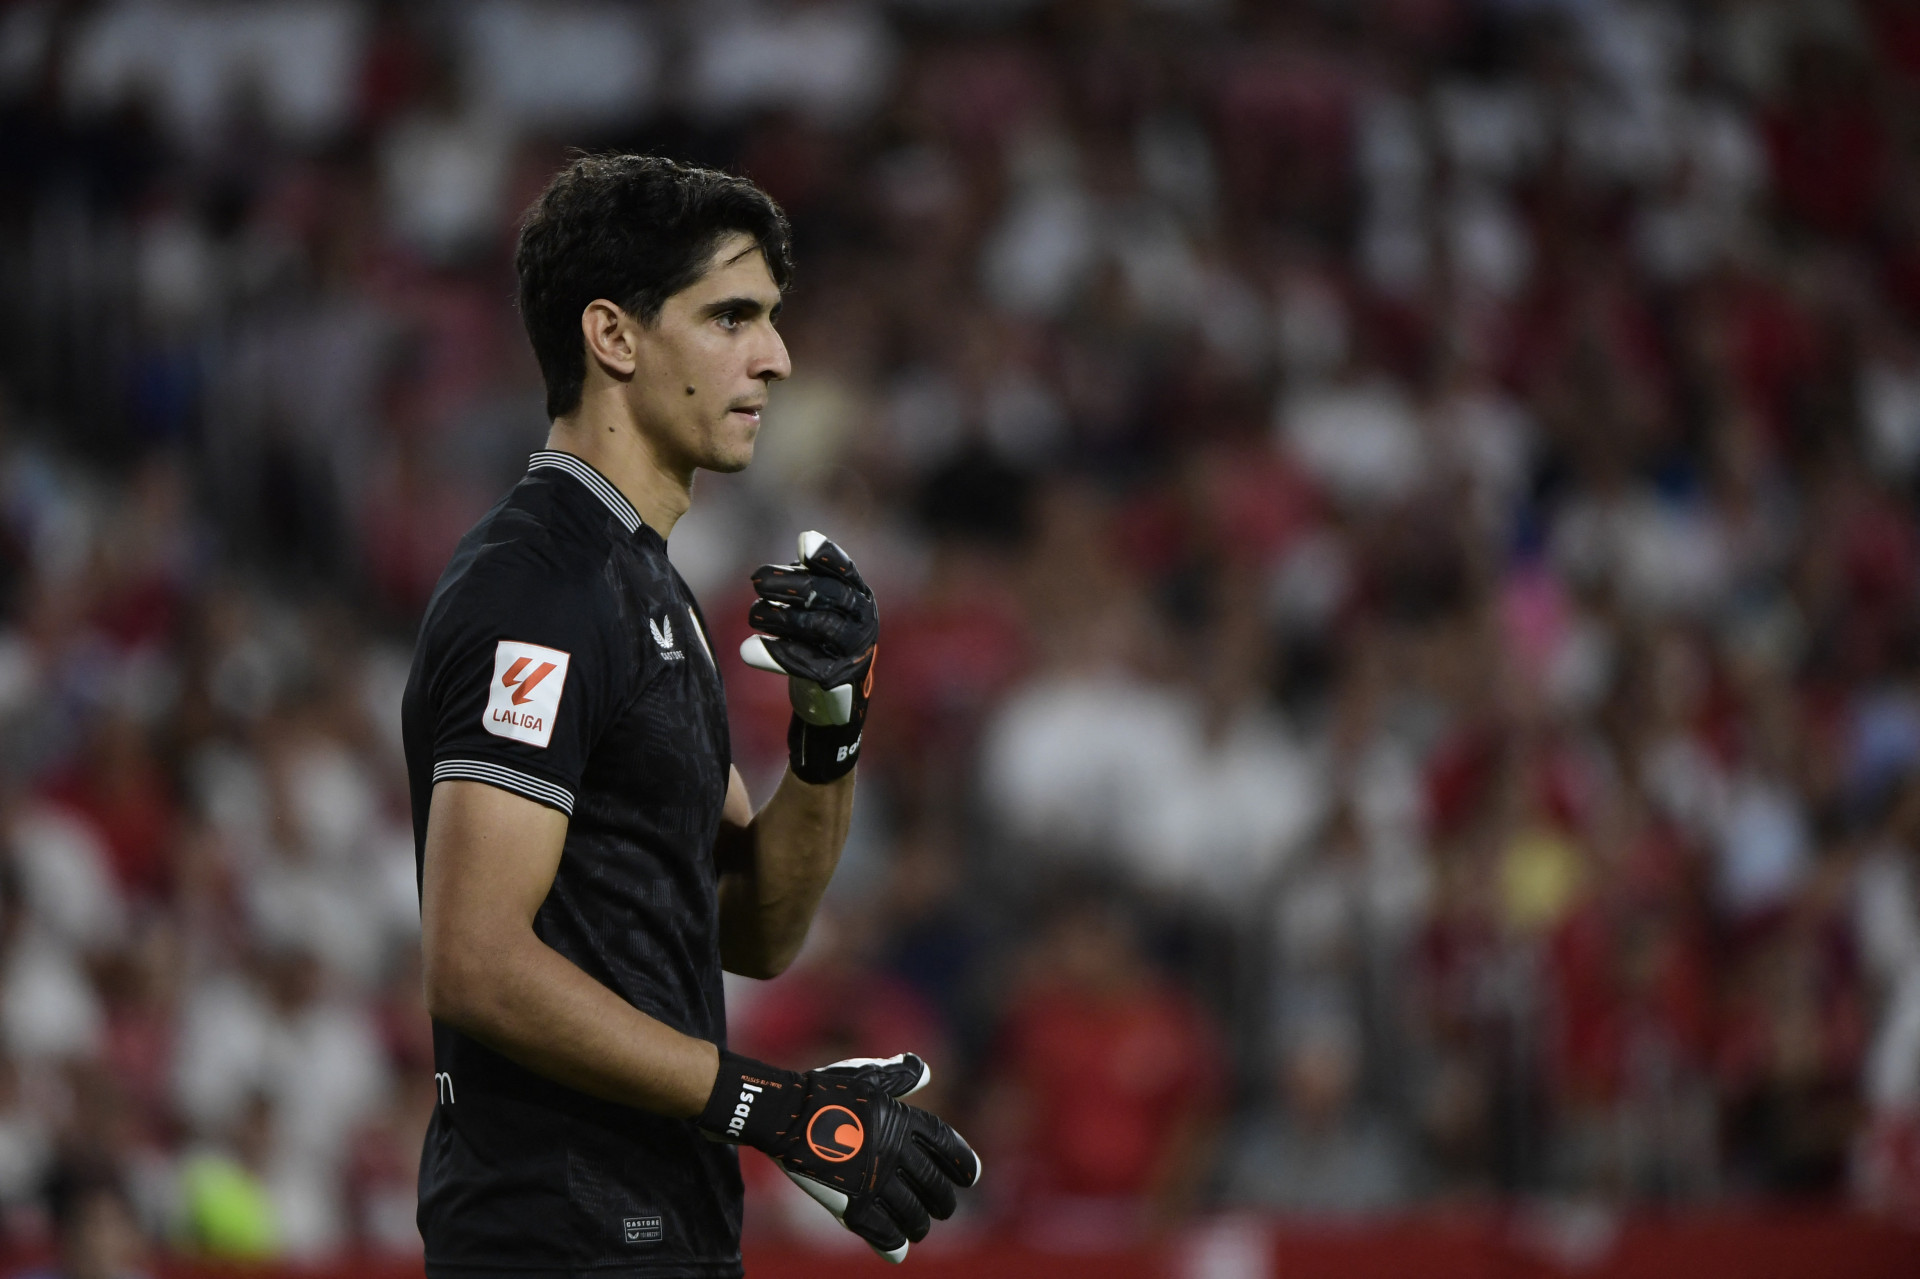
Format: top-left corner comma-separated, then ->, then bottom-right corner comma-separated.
42,719 -> 179,902
997,978 -> 1224,1201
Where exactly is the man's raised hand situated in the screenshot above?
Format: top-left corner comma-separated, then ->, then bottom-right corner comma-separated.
739,531 -> 878,781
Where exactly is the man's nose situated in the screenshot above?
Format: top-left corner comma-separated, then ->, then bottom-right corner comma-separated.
752,324 -> 791,383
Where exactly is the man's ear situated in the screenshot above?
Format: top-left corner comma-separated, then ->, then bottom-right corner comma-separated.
581,299 -> 638,381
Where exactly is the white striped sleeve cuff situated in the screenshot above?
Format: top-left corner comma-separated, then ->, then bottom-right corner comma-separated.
432,759 -> 575,815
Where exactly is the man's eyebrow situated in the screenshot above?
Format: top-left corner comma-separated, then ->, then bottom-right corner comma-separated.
701,295 -> 781,319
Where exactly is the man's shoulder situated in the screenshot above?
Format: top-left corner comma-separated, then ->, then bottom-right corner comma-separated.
421,491 -> 622,642
481,472 -> 601,554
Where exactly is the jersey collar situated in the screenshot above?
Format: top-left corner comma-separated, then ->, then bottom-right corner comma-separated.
527,451 -> 644,537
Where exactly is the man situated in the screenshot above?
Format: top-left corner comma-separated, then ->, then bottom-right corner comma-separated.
27,1160 -> 149,1279
402,155 -> 979,1279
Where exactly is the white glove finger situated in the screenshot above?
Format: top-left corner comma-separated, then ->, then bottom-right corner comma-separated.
781,1167 -> 909,1265
740,635 -> 785,674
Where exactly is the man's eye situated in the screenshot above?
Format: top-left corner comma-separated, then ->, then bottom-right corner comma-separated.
717,312 -> 741,330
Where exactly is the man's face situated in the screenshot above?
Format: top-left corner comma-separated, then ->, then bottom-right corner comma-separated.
623,232 -> 790,475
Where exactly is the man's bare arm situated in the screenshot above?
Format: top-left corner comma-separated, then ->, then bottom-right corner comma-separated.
421,779 -> 718,1117
714,765 -> 853,979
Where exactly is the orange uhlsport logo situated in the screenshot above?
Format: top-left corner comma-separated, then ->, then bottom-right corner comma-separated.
805,1105 -> 865,1162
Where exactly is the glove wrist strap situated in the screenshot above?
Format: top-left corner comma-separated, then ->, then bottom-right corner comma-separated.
788,714 -> 863,784
697,1050 -> 802,1148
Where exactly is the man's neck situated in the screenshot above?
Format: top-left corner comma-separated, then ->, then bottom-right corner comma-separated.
545,394 -> 693,539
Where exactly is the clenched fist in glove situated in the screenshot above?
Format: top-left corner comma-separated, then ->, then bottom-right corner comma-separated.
740,531 -> 878,783
697,1050 -> 981,1263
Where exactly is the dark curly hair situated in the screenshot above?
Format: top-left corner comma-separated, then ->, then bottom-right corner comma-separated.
515,154 -> 793,420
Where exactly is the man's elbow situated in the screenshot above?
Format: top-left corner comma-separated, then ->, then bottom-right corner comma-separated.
721,956 -> 785,982
422,939 -> 500,1030
721,942 -> 798,982
421,952 -> 467,1025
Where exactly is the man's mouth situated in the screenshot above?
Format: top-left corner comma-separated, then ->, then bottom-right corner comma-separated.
729,404 -> 764,423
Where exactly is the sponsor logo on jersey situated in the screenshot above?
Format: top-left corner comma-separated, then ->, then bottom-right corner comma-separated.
483,640 -> 571,748
806,1105 -> 865,1162
623,1215 -> 663,1245
650,615 -> 685,661
435,1071 -> 455,1104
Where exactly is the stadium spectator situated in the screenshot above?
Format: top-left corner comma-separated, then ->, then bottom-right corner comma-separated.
1220,1009 -> 1415,1216
27,1157 -> 149,1279
0,0 -> 1919,1258
983,890 -> 1225,1240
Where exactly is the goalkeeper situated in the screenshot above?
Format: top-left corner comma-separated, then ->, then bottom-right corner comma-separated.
402,154 -> 978,1279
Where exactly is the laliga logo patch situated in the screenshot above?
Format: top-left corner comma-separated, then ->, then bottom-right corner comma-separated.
805,1105 -> 865,1162
483,640 -> 571,748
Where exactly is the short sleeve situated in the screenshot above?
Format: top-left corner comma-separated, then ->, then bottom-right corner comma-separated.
422,545 -> 627,816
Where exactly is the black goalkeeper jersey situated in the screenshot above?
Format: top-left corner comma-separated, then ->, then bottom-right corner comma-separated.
402,450 -> 742,1278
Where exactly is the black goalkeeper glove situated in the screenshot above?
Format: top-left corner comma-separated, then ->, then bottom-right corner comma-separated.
697,1050 -> 981,1264
739,531 -> 878,784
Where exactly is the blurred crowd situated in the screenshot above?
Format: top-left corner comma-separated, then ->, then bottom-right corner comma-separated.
4,0 -> 1920,1265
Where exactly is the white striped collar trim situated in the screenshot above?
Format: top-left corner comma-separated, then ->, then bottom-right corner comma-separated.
433,758 -> 575,816
527,451 -> 643,536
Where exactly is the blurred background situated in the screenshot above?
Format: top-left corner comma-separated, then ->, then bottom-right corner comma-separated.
3,0 -> 1920,1276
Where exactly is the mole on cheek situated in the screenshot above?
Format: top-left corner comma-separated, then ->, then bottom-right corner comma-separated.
685,386 -> 695,395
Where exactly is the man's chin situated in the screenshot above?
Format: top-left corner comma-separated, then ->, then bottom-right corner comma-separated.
700,443 -> 755,475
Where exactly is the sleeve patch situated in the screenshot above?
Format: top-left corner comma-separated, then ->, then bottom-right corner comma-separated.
483,640 -> 571,748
